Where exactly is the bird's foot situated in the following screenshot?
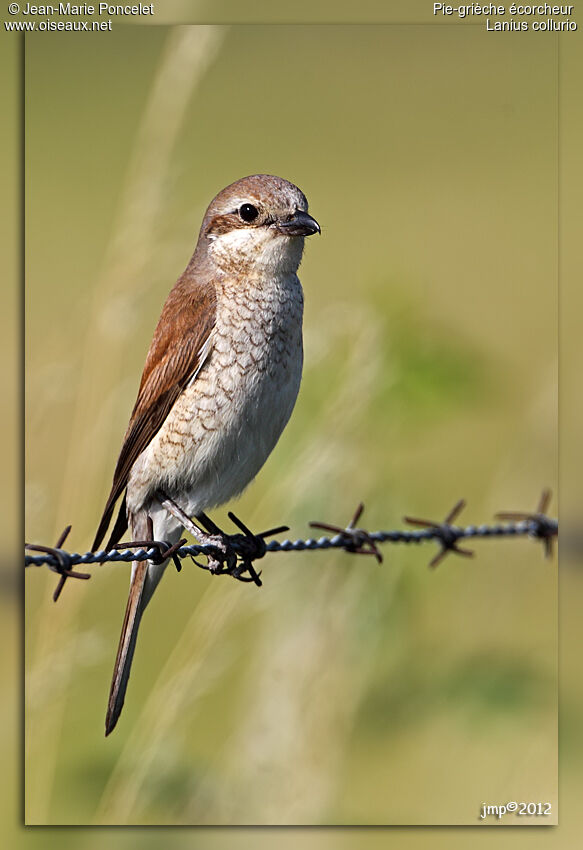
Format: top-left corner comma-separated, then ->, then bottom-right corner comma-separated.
155,493 -> 237,574
192,517 -> 238,576
156,492 -> 287,587
193,512 -> 276,586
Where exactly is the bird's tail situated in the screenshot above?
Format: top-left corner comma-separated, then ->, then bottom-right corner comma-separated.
105,508 -> 180,736
105,557 -> 148,736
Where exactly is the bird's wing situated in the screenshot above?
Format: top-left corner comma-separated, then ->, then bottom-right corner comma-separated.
92,278 -> 217,552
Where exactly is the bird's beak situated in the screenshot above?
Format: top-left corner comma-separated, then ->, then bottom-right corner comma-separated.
276,209 -> 321,237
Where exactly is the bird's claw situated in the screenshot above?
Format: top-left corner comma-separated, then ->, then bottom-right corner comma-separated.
202,533 -> 238,574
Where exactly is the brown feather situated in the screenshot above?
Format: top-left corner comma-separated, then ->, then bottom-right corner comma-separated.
92,273 -> 217,552
106,495 -> 129,552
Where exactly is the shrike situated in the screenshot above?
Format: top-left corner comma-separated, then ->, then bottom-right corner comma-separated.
92,174 -> 320,735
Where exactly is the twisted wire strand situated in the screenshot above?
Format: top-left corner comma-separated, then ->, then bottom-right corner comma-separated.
25,516 -> 557,569
25,492 -> 557,603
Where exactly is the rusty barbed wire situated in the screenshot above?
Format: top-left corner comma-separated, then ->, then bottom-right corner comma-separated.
25,490 -> 558,601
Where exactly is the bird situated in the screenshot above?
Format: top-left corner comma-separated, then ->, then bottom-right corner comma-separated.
92,174 -> 320,735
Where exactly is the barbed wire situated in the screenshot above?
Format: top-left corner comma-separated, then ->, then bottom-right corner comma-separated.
25,490 -> 557,602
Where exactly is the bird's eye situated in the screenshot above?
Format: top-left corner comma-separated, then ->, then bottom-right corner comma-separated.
239,203 -> 259,223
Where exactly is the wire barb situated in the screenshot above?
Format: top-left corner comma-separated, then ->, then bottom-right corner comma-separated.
310,502 -> 383,563
186,511 -> 287,587
495,489 -> 556,559
111,515 -> 188,572
25,525 -> 91,602
403,499 -> 475,568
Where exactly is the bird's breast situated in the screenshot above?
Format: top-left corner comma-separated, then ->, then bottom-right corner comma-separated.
127,272 -> 304,516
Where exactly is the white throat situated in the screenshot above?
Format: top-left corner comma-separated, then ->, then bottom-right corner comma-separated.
208,228 -> 305,276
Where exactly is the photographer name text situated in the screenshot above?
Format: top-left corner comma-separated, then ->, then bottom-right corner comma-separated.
17,3 -> 154,15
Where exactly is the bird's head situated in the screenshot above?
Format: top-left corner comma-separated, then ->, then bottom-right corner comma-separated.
198,174 -> 320,275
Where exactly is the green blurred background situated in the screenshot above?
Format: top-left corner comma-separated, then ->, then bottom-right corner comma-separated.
10,4 -> 572,839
